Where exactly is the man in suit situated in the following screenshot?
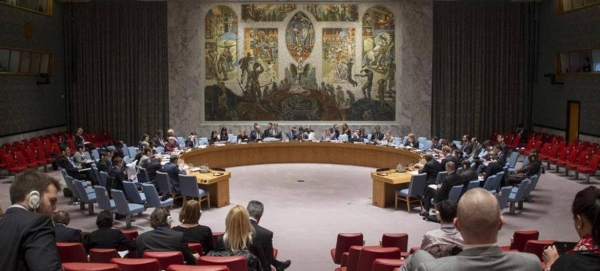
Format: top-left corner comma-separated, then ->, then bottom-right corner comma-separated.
153,130 -> 166,148
160,155 -> 184,194
136,207 -> 197,265
350,129 -> 365,142
86,210 -> 136,252
146,154 -> 163,185
250,124 -> 264,142
57,146 -> 93,182
108,157 -> 128,192
401,188 -> 540,271
371,125 -> 384,142
264,123 -> 274,138
247,200 -> 292,271
421,162 -> 463,218
52,211 -> 82,243
185,132 -> 198,148
321,128 -> 335,141
505,153 -> 542,186
430,136 -> 441,150
0,169 -> 63,271
272,123 -> 283,139
332,124 -> 340,139
288,126 -> 298,140
483,152 -> 504,185
419,154 -> 443,185
460,135 -> 473,155
440,146 -> 459,170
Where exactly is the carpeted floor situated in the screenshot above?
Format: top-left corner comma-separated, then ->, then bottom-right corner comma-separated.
0,161 -> 597,271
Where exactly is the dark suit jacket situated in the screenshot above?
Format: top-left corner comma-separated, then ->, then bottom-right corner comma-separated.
0,207 -> 62,271
441,155 -> 460,170
215,235 -> 269,271
484,161 -> 504,183
57,156 -> 79,176
435,173 -> 463,203
161,162 -> 183,193
109,166 -> 128,191
97,159 -> 110,173
146,160 -> 163,182
250,219 -> 282,268
153,136 -> 165,148
459,169 -> 479,183
85,227 -> 136,252
371,132 -> 384,141
54,224 -> 82,243
419,160 -> 443,185
136,228 -> 196,265
172,225 -> 214,254
404,140 -> 419,148
250,130 -> 263,141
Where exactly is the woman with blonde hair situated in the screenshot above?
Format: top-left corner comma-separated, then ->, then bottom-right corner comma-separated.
172,200 -> 214,254
213,205 -> 269,271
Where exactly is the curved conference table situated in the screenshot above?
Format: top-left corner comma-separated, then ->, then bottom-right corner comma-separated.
180,142 -> 422,208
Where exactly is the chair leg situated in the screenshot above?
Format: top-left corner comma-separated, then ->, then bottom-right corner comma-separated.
207,194 -> 210,209
574,171 -> 579,180
518,200 -> 523,210
80,201 -> 86,211
586,174 -> 591,183
88,203 -> 94,216
394,195 -> 398,210
509,202 -> 515,215
406,198 -> 411,213
125,215 -> 132,229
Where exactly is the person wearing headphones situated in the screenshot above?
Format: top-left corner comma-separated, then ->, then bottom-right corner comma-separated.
0,169 -> 62,271
136,207 -> 198,265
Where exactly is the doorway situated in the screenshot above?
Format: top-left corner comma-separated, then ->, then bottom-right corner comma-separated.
566,101 -> 580,143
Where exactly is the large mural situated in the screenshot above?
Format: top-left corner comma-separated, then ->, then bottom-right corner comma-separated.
204,4 -> 397,122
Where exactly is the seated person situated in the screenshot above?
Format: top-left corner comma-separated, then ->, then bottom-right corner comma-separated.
172,200 -> 214,254
371,126 -> 384,142
57,146 -> 93,182
160,155 -> 184,195
108,157 -> 128,192
421,162 -> 463,218
459,160 -> 478,184
238,129 -> 250,143
478,152 -> 504,185
378,131 -> 395,146
297,127 -> 309,141
341,123 -> 352,138
287,126 -> 298,140
250,125 -> 264,142
138,148 -> 153,169
264,123 -> 274,138
404,133 -> 419,148
350,129 -> 365,142
332,124 -> 340,140
136,208 -> 197,265
146,154 -> 163,185
86,210 -> 136,252
139,134 -> 151,153
543,186 -> 600,271
72,144 -> 86,165
208,130 -> 219,145
460,135 -> 473,155
420,200 -> 463,258
505,153 -> 542,186
97,150 -> 112,173
185,132 -> 198,148
52,211 -> 82,243
430,136 -> 442,150
420,154 -> 443,185
218,127 -> 229,142
164,137 -> 180,152
272,123 -> 283,139
321,128 -> 335,141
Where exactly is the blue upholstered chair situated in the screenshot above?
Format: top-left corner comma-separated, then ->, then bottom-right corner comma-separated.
91,149 -> 100,162
137,167 -> 149,183
508,179 -> 530,215
122,181 -> 147,205
179,174 -> 210,209
506,151 -> 520,171
228,134 -> 237,144
155,147 -> 164,154
447,185 -> 463,202
111,189 -> 145,229
435,171 -> 448,185
141,183 -> 174,209
483,175 -> 499,194
466,180 -> 480,191
73,180 -> 97,215
338,134 -> 349,142
394,173 -> 427,212
127,147 -> 137,158
155,171 -> 173,196
497,186 -> 512,212
94,186 -> 116,212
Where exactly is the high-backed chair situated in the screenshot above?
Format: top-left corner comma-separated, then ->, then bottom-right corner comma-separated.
381,233 -> 408,257
141,183 -> 174,208
336,245 -> 366,271
3,153 -> 27,175
143,251 -> 185,270
111,258 -> 160,271
338,134 -> 349,142
15,151 -> 38,169
137,167 -> 149,183
62,262 -> 120,271
331,233 -> 364,265
25,148 -> 47,171
447,185 -> 463,203
497,186 -> 512,212
89,248 -> 120,263
188,243 -> 203,256
156,171 -> 174,197
356,247 -> 401,271
95,186 -> 116,212
155,147 -> 165,154
394,173 -> 427,212
507,179 -> 530,215
179,174 -> 210,209
128,147 -> 137,158
111,189 -> 145,229
434,171 -> 447,185
168,265 -> 230,271
73,180 -> 97,215
56,242 -> 88,263
123,181 -> 147,205
465,180 -> 480,191
91,149 -> 100,161
197,256 -> 247,271
483,175 -> 499,194
121,229 -> 139,241
576,154 -> 600,183
500,230 -> 539,252
371,258 -> 405,271
523,240 -> 555,261
99,171 -> 109,188
212,232 -> 224,245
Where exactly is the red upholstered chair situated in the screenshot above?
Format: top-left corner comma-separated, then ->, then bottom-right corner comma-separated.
3,153 -> 27,175
111,258 -> 160,271
523,240 -> 555,261
120,229 -> 139,240
381,233 -> 409,257
541,144 -> 560,169
525,141 -> 543,156
90,248 -> 120,263
212,231 -> 224,245
499,230 -> 539,252
549,147 -> 568,171
331,233 -> 364,264
517,139 -> 535,155
189,242 -> 204,256
371,258 -> 405,271
143,251 -> 185,270
576,154 -> 600,183
566,150 -> 590,177
25,148 -> 47,172
56,242 -> 88,263
335,246 -> 366,271
556,149 -> 579,174
167,265 -> 230,271
356,247 -> 401,271
197,256 -> 248,271
62,262 -> 120,271
15,151 -> 38,169
408,247 -> 420,255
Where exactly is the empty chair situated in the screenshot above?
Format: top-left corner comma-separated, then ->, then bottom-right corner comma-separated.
179,174 -> 210,209
73,180 -> 97,215
99,171 -> 109,189
482,175 -> 499,194
89,248 -> 120,263
356,247 -> 401,271
168,265 -> 230,271
94,186 -> 116,212
111,258 -> 160,271
111,189 -> 145,229
128,147 -> 137,158
15,151 -> 37,169
338,245 -> 368,271
141,183 -> 174,208
56,242 -> 88,263
227,134 -> 237,144
155,146 -> 165,154
62,262 -> 120,271
3,153 -> 27,175
121,229 -> 139,241
394,173 -> 427,212
514,175 -> 540,204
505,151 -> 519,171
123,181 -> 147,205
381,233 -> 408,257
447,185 -> 463,202
371,258 -> 405,271
143,251 -> 184,271
523,240 -> 555,261
497,186 -> 512,212
92,149 -> 100,161
137,167 -> 149,183
156,171 -> 174,197
197,256 -> 247,271
507,179 -> 530,215
25,148 -> 47,171
500,230 -> 539,252
576,154 -> 600,183
465,180 -> 480,191
331,233 -> 364,264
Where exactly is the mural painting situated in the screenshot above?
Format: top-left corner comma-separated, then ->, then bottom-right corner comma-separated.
204,4 -> 397,122
241,4 -> 297,22
306,4 -> 358,22
205,6 -> 238,83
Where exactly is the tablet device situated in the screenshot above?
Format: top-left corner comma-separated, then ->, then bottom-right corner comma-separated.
553,241 -> 577,255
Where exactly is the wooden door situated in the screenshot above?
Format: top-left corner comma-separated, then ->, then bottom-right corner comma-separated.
566,101 -> 580,143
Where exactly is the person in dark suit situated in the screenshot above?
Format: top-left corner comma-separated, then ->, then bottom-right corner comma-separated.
160,155 -> 184,194
401,189 -> 540,271
250,125 -> 264,142
185,132 -> 198,148
137,208 -> 197,265
483,152 -> 505,185
0,170 -> 62,271
460,135 -> 473,155
264,123 -> 274,138
459,160 -> 478,183
96,151 -> 111,173
146,154 -> 163,185
350,129 -> 365,143
404,133 -> 420,148
430,136 -> 441,151
505,153 -> 542,186
52,211 -> 82,243
272,123 -> 283,139
172,200 -> 214,254
153,130 -> 166,148
109,157 -> 128,192
86,210 -> 136,252
421,162 -> 463,217
440,146 -> 459,170
218,128 -> 229,142
287,126 -> 298,140
247,200 -> 291,271
371,126 -> 384,142
419,154 -> 443,185
332,124 -> 341,140
57,146 -> 93,182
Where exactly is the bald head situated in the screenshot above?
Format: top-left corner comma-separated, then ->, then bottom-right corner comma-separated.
455,188 -> 503,244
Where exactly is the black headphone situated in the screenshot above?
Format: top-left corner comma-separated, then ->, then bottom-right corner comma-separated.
29,190 -> 41,211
